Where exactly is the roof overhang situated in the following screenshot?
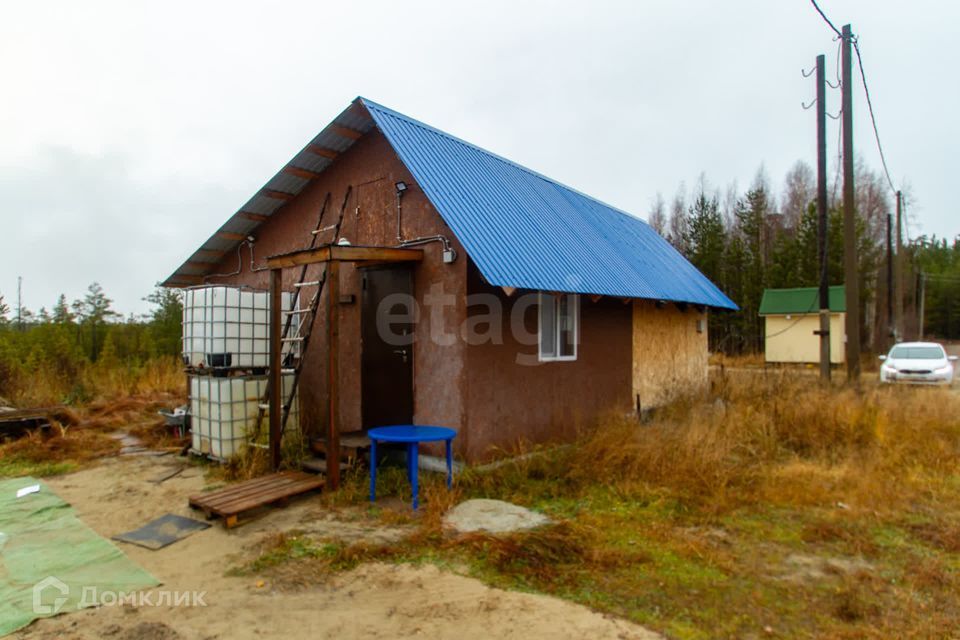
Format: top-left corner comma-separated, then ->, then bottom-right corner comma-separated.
162,98 -> 376,287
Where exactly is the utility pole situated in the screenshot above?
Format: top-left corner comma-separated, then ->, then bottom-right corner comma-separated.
841,23 -> 860,381
918,272 -> 926,340
894,191 -> 903,340
886,211 -> 893,345
815,53 -> 831,381
16,276 -> 22,332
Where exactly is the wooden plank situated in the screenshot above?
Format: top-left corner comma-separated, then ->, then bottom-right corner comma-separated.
210,477 -> 316,508
327,260 -> 341,491
332,245 -> 424,263
266,245 -> 424,269
239,211 -> 270,222
301,457 -> 327,474
0,405 -> 66,422
311,431 -> 369,451
340,431 -> 370,449
330,125 -> 363,140
188,474 -> 283,505
307,145 -> 338,160
187,473 -> 301,506
219,479 -> 321,515
217,231 -> 246,241
205,478 -> 312,514
262,189 -> 296,202
201,477 -> 322,516
206,477 -> 308,512
283,166 -> 322,180
188,472 -> 322,517
269,268 -> 283,472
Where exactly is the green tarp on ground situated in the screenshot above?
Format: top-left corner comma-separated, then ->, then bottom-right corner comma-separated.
0,477 -> 158,636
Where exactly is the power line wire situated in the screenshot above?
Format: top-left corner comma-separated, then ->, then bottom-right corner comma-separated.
853,39 -> 898,194
809,1 -> 903,225
809,0 -> 842,37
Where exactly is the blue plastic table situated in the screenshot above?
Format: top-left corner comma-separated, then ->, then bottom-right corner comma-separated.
368,425 -> 456,510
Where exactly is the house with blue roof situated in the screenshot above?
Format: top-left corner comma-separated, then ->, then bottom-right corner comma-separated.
164,97 -> 736,461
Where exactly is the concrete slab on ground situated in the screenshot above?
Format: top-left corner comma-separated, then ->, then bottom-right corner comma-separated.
443,499 -> 551,534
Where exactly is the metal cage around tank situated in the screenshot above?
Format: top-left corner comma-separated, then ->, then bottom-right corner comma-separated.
189,373 -> 299,460
181,285 -> 299,370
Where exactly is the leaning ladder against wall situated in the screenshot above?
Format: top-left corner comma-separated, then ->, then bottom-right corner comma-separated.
250,187 -> 353,454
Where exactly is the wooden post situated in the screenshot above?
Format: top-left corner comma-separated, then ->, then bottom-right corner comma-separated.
326,260 -> 341,490
841,23 -> 861,382
815,53 -> 831,382
894,191 -> 903,340
269,268 -> 283,472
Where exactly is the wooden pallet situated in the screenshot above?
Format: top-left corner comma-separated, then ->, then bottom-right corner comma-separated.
188,471 -> 323,528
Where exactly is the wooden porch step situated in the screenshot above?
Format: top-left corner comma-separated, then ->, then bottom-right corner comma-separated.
309,430 -> 371,466
301,457 -> 327,474
310,430 -> 371,451
188,471 -> 323,528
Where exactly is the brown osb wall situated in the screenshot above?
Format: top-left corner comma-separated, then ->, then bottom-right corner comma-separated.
632,300 -> 708,410
203,128 -> 468,448
462,268 -> 634,461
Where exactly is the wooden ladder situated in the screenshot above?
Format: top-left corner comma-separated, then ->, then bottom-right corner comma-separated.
251,186 -> 353,448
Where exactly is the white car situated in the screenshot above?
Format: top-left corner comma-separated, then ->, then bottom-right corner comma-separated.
879,342 -> 957,385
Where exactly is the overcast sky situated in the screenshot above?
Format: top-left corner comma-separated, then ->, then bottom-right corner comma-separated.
1,1 -> 955,316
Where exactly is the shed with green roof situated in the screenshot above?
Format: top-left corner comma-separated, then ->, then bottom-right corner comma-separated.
760,286 -> 846,364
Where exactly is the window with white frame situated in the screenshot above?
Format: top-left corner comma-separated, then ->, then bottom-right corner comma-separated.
538,293 -> 578,361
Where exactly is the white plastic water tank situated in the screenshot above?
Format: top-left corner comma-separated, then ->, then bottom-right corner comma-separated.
189,373 -> 299,459
182,286 -> 298,369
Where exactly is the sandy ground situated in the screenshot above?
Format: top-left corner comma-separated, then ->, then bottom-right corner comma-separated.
13,455 -> 660,640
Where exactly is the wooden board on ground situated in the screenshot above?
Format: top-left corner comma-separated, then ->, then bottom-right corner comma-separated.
187,471 -> 323,528
0,406 -> 65,423
0,406 -> 65,438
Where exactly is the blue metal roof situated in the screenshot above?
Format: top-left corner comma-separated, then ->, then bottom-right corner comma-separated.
361,98 -> 737,310
164,96 -> 736,310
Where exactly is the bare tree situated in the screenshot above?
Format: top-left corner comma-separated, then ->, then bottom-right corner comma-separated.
781,160 -> 815,231
648,192 -> 667,236
721,180 -> 740,234
668,182 -> 689,253
856,160 -> 891,244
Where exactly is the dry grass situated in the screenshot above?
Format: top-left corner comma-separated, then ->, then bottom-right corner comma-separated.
219,427 -> 310,482
505,370 -> 960,515
0,424 -> 121,476
236,370 -> 960,639
708,351 -> 767,368
0,358 -> 188,477
4,356 -> 184,408
7,358 -> 959,638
